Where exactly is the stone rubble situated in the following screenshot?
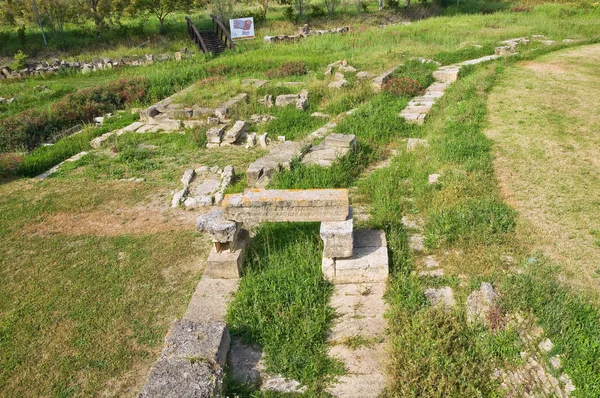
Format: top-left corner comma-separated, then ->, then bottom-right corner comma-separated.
264,26 -> 349,43
0,49 -> 193,80
465,282 -> 499,326
172,165 -> 235,209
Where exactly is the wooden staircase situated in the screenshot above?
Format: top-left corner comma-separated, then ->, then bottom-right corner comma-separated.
186,15 -> 235,55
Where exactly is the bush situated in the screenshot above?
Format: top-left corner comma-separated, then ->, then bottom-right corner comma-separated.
265,61 -> 307,78
0,77 -> 149,152
383,77 -> 424,97
0,153 -> 23,177
385,0 -> 399,9
11,50 -> 28,71
309,4 -> 327,17
283,6 -> 295,21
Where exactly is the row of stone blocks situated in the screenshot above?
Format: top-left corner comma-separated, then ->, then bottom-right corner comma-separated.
196,189 -> 388,284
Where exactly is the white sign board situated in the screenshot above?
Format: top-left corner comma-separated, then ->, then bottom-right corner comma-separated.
229,17 -> 255,40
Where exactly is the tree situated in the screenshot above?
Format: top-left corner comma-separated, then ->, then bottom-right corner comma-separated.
324,0 -> 338,14
257,0 -> 269,18
135,0 -> 192,33
210,0 -> 235,23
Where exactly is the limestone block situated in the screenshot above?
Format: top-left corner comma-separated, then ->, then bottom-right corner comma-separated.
320,208 -> 353,258
328,79 -> 348,89
121,121 -> 145,133
172,187 -> 188,208
222,189 -> 349,223
205,230 -> 248,279
322,257 -> 336,282
495,46 -> 515,56
139,357 -> 223,398
275,94 -> 299,107
433,67 -> 460,83
296,97 -> 308,110
333,230 -> 389,284
428,173 -> 440,184
196,209 -> 239,243
323,133 -> 356,149
223,120 -> 247,144
181,169 -> 195,186
184,278 -> 239,323
338,65 -> 357,73
372,66 -> 398,91
184,195 -> 213,209
206,125 -> 226,145
162,319 -> 230,366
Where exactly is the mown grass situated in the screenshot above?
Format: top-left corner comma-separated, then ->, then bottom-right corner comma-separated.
1,3 -> 600,397
227,223 -> 342,393
0,179 -> 206,396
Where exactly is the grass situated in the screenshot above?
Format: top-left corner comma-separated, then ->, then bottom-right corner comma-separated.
1,3 -> 600,397
226,223 -> 342,393
485,44 -> 600,296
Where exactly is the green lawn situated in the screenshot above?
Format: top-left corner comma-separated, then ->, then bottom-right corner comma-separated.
1,2 -> 600,397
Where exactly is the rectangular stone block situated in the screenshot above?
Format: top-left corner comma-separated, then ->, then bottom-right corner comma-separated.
222,189 -> 349,223
205,230 -> 248,279
320,208 -> 353,258
433,67 -> 460,83
206,125 -> 226,144
162,319 -> 230,366
323,133 -> 357,149
184,278 -> 239,323
330,230 -> 388,284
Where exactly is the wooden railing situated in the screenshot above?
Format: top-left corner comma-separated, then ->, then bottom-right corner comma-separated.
185,16 -> 209,54
210,14 -> 236,52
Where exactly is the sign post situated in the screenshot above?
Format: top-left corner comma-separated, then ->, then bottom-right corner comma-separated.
229,17 -> 255,40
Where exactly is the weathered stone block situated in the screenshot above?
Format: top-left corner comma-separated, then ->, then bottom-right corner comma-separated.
206,125 -> 226,145
322,257 -> 336,282
320,208 -> 353,258
222,189 -> 350,223
205,230 -> 248,279
372,66 -> 399,91
162,319 -> 230,366
332,230 -> 388,284
433,67 -> 460,83
323,133 -> 356,149
275,94 -> 299,107
223,120 -> 247,144
196,209 -> 239,243
139,357 -> 223,398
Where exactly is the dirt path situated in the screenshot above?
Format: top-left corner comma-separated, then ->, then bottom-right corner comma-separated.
485,44 -> 600,295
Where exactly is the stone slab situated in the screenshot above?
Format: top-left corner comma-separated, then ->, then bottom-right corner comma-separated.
205,230 -> 248,279
323,133 -> 356,149
320,208 -> 353,258
433,67 -> 460,83
138,357 -> 223,398
162,319 -> 230,366
196,209 -> 239,243
331,230 -> 388,284
222,189 -> 350,223
184,277 -> 239,323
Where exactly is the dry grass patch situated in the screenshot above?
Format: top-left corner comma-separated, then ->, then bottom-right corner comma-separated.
485,43 -> 600,297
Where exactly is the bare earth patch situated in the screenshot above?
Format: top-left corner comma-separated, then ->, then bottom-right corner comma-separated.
485,44 -> 600,296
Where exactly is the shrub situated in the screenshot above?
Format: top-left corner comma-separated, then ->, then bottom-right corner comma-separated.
283,6 -> 295,21
11,50 -> 28,71
0,153 -> 23,177
0,77 -> 149,152
309,4 -> 327,17
383,77 -> 424,97
385,0 -> 399,9
265,61 -> 307,78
